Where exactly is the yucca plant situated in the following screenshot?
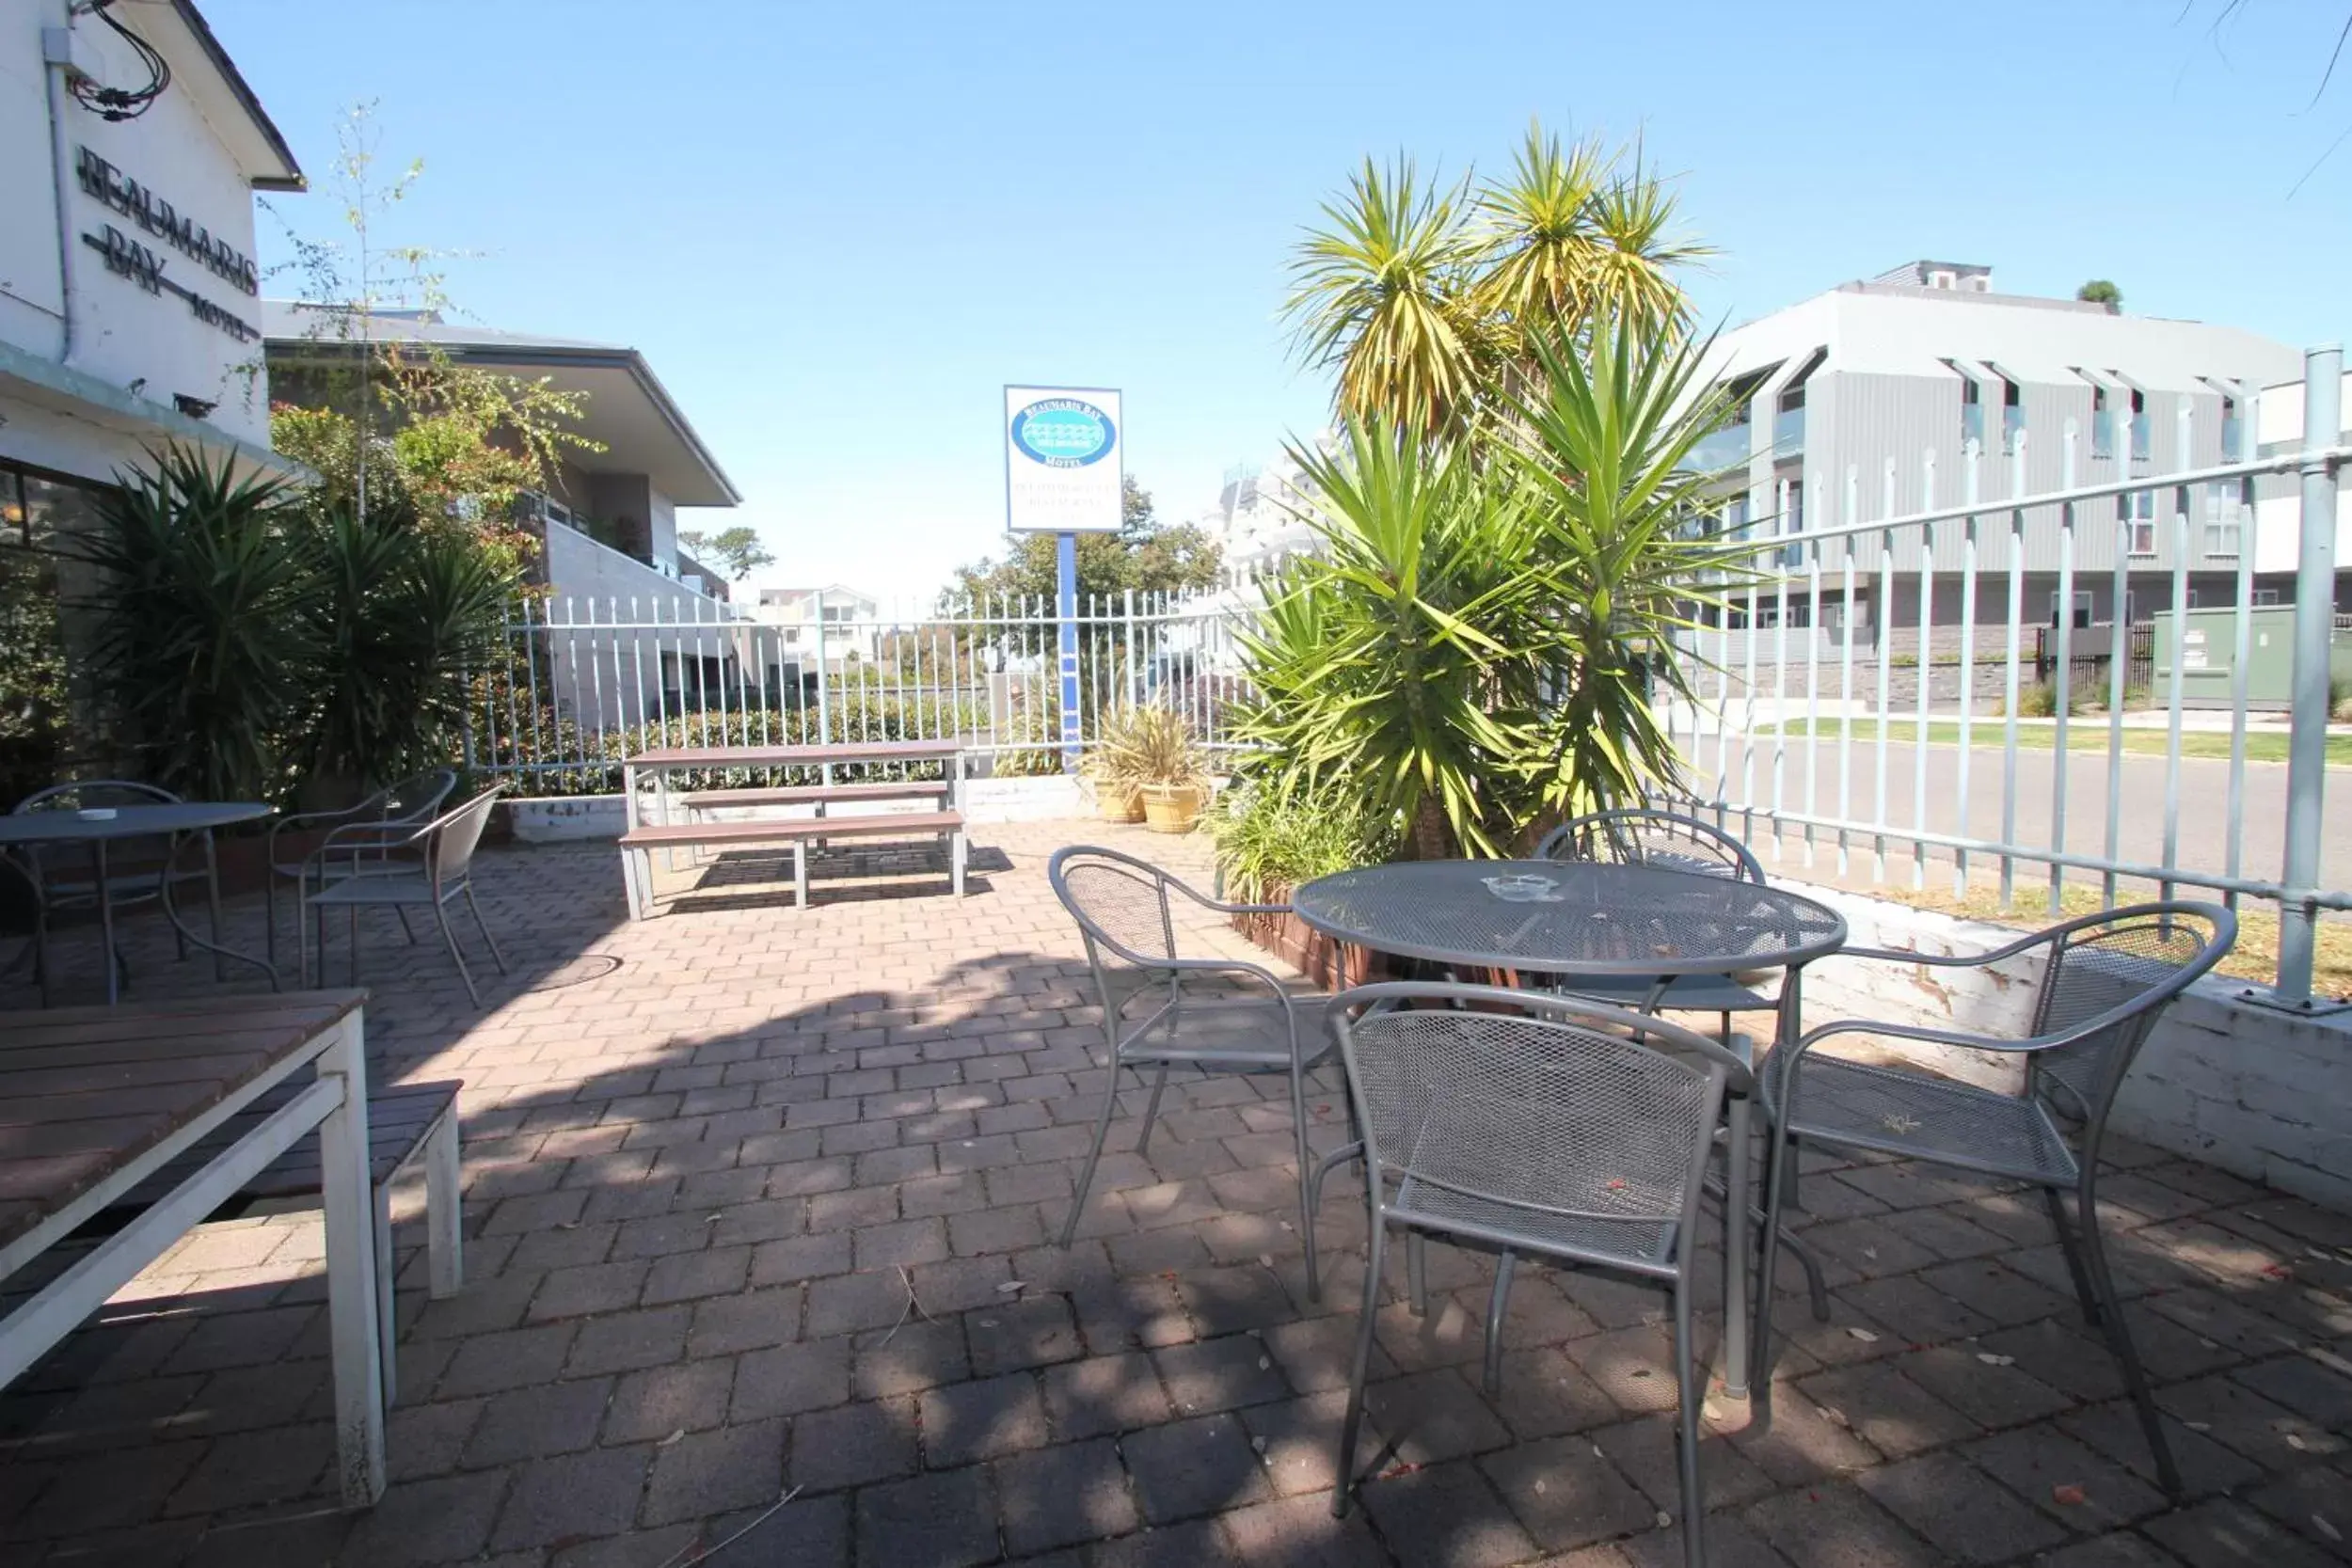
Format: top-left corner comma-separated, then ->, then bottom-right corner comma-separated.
1089,704 -> 1208,793
74,445 -> 318,800
297,500 -> 514,794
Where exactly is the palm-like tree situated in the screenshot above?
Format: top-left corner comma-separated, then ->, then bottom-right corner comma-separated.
1282,157 -> 1489,438
1283,124 -> 1711,436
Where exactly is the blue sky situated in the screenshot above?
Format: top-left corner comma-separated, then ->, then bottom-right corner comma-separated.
204,0 -> 2350,600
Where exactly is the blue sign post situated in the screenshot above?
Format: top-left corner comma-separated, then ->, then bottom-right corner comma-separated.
1003,385 -> 1123,777
1057,532 -> 1082,770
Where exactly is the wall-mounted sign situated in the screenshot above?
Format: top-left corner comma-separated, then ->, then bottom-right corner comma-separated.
76,148 -> 260,295
1005,386 -> 1122,532
72,147 -> 262,344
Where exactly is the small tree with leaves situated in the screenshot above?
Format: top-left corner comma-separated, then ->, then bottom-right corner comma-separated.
2075,279 -> 2122,309
678,526 -> 774,580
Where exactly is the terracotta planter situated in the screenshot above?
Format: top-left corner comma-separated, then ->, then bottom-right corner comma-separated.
1229,899 -> 1391,990
1139,783 -> 1202,833
1092,782 -> 1145,823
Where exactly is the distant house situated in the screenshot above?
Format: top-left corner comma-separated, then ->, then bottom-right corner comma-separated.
752,585 -> 881,668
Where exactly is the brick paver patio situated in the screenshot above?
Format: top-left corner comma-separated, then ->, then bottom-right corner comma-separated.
2,818 -> 2347,1567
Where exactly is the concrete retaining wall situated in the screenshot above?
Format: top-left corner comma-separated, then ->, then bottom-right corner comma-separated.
1786,882 -> 2352,1212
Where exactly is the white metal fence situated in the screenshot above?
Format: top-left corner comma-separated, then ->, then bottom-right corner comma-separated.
469,351 -> 2351,1003
469,587 -> 1248,794
1668,344 -> 2350,1005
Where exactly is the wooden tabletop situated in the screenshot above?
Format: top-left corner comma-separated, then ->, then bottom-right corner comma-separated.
626,739 -> 961,768
0,991 -> 365,1251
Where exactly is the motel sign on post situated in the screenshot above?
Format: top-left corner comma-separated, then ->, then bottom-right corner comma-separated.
1004,386 -> 1123,768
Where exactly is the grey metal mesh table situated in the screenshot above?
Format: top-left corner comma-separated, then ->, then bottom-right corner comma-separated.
1,801 -> 278,1003
1294,858 -> 1848,1397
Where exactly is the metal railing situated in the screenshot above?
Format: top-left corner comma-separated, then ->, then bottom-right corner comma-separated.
468,586 -> 1246,796
1669,344 -> 2349,1005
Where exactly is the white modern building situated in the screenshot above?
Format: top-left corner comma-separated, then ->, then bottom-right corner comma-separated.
3,0 -> 302,502
1693,261 -> 2314,637
1196,442 -> 1327,587
752,584 -> 882,668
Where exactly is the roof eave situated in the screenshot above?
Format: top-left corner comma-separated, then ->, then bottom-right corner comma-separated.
170,1 -> 305,190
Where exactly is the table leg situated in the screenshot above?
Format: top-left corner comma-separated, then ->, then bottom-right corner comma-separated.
317,1013 -> 386,1505
1721,1087 -> 1753,1399
95,841 -> 118,1005
156,831 -> 279,991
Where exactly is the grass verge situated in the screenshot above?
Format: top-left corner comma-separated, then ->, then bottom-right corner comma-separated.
1754,719 -> 2352,767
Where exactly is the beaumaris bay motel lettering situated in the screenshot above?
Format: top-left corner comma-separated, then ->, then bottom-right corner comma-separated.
72,147 -> 260,343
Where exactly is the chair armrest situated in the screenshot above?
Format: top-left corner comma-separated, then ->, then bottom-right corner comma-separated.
1162,875 -> 1293,919
1165,954 -> 1305,1002
269,793 -> 390,845
1835,927 -> 2058,971
306,820 -> 428,867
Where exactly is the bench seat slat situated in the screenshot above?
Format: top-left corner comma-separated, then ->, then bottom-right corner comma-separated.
679,782 -> 950,808
620,811 -> 962,848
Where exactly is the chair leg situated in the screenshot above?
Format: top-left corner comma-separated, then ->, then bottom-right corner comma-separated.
434,902 -> 483,1006
462,884 -> 509,974
1671,1275 -> 1708,1568
1483,1249 -> 1517,1397
1058,1053 -> 1126,1248
393,908 -> 418,945
265,872 -> 278,969
347,907 -> 360,985
205,836 -> 225,981
373,1194 -> 398,1411
2043,1186 -> 2102,1325
1330,1215 -> 1387,1519
1407,1230 -> 1429,1317
425,1111 -> 464,1298
2069,1183 -> 2184,1498
1293,1056 -> 1321,1305
1136,1065 -> 1171,1155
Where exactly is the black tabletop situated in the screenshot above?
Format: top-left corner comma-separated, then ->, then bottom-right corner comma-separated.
0,801 -> 274,846
1293,860 -> 1848,976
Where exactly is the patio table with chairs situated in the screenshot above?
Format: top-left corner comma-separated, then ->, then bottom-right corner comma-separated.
1047,806 -> 2244,1568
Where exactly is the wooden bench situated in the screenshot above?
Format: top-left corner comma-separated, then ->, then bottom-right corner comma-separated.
106,1077 -> 463,1406
618,810 -> 967,917
676,780 -> 952,816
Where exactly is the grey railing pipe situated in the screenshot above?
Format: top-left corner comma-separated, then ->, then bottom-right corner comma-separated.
2276,343 -> 2344,1006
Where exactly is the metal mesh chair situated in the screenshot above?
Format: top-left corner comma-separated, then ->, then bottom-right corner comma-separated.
1534,808 -> 1775,1037
1048,845 -> 1336,1264
265,768 -> 457,965
302,785 -> 509,1005
1326,982 -> 1748,1568
11,781 -> 222,998
1753,902 -> 2236,1497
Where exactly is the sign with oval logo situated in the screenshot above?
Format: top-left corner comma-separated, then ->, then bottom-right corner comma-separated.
1005,386 -> 1122,531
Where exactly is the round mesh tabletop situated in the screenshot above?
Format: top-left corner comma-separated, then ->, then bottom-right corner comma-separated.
1293,860 -> 1848,976
0,801 -> 273,846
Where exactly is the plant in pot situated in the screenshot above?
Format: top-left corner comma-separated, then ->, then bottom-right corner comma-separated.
1082,705 -> 1149,822
1094,705 -> 1210,832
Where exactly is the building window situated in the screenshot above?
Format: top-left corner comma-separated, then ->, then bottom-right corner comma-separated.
2090,387 -> 2115,460
2001,379 -> 2023,455
2203,489 -> 2243,558
2120,491 -> 2157,557
2219,395 -> 2243,459
2253,588 -> 2280,607
2050,591 -> 2093,629
2128,388 -> 2151,463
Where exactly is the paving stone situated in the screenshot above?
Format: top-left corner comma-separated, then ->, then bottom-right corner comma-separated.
337,1470 -> 508,1565
992,1436 -> 1137,1555
2142,1496 -> 2344,1568
1216,1492 -> 1391,1566
967,1295 -> 1084,1376
1725,1386 -> 1881,1485
1962,1423 -> 2169,1531
1479,1431 -> 1660,1550
641,1418 -> 787,1525
1572,1324 -> 1689,1417
1589,1411 -> 1779,1517
1260,1314 -> 1393,1398
688,1286 -> 803,1356
1041,1350 -> 1170,1438
732,1338 -> 851,1420
1358,1459 -> 1539,1568
854,1217 -> 950,1271
804,1269 -> 914,1337
854,1465 -> 999,1568
1798,1359 -> 1980,1458
1854,1449 -> 2070,1564
853,1317 -> 971,1399
644,1244 -> 753,1306
161,1421 -> 331,1514
2057,1399 -> 2265,1499
1123,1411 -> 1275,1522
604,1359 -> 735,1445
2030,1535 -> 2192,1568
919,1371 -> 1049,1466
1089,1515 -> 1242,1567
1613,1513 -> 1797,1568
1361,1369 -> 1516,1465
565,1305 -> 691,1376
1889,1344 -> 2076,1429
437,1323 -> 578,1398
491,1444 -> 652,1550
789,1397 -> 920,1492
2240,1464 -> 2352,1557
532,1259 -> 653,1321
464,1376 -> 614,1465
1151,1335 -> 1291,1416
1743,1480 -> 1944,1568
749,1233 -> 853,1287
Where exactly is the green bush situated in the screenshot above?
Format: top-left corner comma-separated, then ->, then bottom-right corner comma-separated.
1208,782 -> 1400,907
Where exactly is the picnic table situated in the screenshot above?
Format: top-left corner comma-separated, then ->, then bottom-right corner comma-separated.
0,991 -> 386,1505
617,740 -> 969,917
